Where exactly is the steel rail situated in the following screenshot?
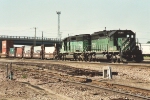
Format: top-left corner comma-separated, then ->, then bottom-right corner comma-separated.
30,69 -> 150,100
36,70 -> 150,100
1,58 -> 150,67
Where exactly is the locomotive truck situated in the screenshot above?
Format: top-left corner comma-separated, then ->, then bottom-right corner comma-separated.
58,30 -> 143,62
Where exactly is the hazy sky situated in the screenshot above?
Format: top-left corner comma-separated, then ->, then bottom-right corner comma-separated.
0,0 -> 150,43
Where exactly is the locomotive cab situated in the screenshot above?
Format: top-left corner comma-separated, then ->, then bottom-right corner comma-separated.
112,30 -> 143,62
90,30 -> 143,62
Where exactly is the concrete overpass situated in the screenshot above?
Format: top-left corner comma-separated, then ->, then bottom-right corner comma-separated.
0,35 -> 62,49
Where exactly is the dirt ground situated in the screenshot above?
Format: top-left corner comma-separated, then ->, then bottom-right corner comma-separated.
0,59 -> 150,100
0,65 -> 73,100
48,60 -> 150,90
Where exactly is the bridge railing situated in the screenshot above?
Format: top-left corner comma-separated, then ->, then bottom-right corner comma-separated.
0,35 -> 61,41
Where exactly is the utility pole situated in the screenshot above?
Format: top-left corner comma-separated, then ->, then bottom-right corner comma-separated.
34,27 -> 36,46
56,11 -> 61,39
42,31 -> 43,45
41,31 -> 43,60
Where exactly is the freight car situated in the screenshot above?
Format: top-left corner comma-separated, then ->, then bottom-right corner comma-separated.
140,43 -> 150,56
1,40 -> 14,57
58,30 -> 143,62
2,44 -> 58,60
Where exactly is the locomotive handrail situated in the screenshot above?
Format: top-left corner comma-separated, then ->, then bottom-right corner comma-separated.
130,40 -> 136,51
136,38 -> 141,50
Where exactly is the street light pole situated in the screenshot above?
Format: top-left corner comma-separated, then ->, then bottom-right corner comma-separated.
56,11 -> 61,39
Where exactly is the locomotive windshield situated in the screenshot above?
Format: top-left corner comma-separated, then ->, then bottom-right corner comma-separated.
117,31 -> 135,38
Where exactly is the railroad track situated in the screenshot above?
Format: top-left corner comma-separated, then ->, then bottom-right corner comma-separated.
28,68 -> 150,100
1,58 -> 150,67
0,60 -> 150,100
20,67 -> 150,100
41,71 -> 150,100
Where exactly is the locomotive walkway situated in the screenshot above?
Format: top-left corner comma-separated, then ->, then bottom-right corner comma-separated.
0,35 -> 62,48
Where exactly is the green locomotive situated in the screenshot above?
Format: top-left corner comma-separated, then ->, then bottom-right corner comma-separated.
58,30 -> 143,62
59,34 -> 91,61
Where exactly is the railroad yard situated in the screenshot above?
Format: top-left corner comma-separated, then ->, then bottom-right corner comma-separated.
0,59 -> 150,100
1,0 -> 150,100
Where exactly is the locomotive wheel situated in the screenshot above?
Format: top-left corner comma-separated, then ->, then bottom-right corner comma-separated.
77,55 -> 81,61
113,59 -> 116,63
134,59 -> 142,63
75,54 -> 78,61
108,58 -> 112,63
88,55 -> 92,62
96,59 -> 99,62
134,55 -> 143,63
134,60 -> 142,63
121,58 -> 127,63
63,55 -> 66,61
61,55 -> 64,60
93,57 -> 96,62
92,55 -> 96,62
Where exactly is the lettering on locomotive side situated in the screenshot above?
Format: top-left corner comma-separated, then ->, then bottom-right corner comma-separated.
118,32 -> 124,34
